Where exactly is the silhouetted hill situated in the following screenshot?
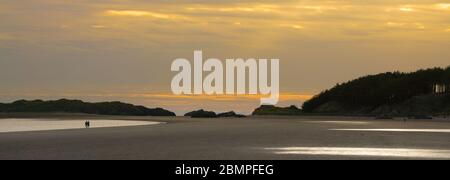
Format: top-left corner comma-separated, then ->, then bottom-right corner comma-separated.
0,99 -> 176,116
302,67 -> 450,116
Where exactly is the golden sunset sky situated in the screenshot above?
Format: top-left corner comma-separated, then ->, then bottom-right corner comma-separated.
0,0 -> 449,114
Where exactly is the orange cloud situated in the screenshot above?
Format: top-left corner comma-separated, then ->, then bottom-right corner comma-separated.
104,10 -> 178,19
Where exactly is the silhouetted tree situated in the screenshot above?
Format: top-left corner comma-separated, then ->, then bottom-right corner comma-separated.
302,67 -> 450,113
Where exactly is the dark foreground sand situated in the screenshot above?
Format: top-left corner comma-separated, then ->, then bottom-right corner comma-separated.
0,114 -> 450,160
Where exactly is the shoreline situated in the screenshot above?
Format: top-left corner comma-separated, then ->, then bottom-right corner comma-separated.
0,118 -> 164,133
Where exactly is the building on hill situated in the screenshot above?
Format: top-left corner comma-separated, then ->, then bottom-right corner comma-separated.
433,83 -> 449,94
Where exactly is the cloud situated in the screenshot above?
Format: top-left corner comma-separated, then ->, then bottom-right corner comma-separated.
104,10 -> 177,19
1,0 -> 450,113
399,7 -> 415,12
436,3 -> 450,9
386,22 -> 406,27
0,33 -> 15,40
91,25 -> 107,29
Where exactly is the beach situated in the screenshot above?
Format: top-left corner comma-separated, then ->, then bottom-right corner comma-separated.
0,119 -> 162,133
0,115 -> 450,160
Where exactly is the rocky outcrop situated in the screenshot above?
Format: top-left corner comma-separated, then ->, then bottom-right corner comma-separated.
252,105 -> 303,116
217,111 -> 246,118
184,110 -> 246,118
184,109 -> 217,118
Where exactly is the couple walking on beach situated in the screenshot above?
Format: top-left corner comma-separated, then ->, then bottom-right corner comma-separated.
85,121 -> 90,128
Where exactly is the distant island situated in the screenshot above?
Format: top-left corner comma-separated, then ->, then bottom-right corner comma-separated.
254,67 -> 450,117
252,105 -> 302,116
0,99 -> 176,116
185,109 -> 246,118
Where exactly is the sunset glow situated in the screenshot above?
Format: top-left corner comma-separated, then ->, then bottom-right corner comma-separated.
1,0 -> 449,114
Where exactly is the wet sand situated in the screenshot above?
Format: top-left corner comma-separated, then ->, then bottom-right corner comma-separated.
0,119 -> 161,133
0,115 -> 450,160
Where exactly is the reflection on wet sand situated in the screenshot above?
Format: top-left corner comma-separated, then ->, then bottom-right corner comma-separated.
331,129 -> 450,133
265,147 -> 450,159
304,121 -> 370,125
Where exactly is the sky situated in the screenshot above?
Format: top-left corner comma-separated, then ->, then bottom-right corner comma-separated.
0,0 -> 449,115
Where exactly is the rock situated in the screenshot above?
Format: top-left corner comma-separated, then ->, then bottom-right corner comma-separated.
217,111 -> 246,118
252,105 -> 303,116
184,109 -> 217,118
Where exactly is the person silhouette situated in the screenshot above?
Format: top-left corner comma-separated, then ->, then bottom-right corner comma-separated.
85,121 -> 90,128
